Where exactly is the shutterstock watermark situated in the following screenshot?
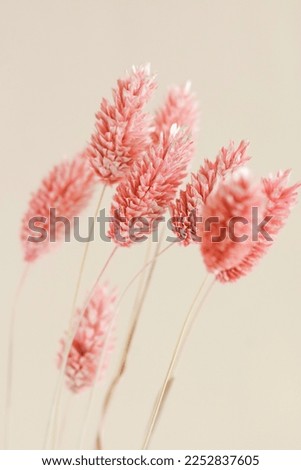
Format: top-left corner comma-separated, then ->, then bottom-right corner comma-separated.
26,207 -> 274,245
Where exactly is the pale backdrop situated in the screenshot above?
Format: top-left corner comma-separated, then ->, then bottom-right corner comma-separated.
0,0 -> 301,449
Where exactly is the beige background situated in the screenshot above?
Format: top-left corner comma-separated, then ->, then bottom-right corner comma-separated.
1,0 -> 301,450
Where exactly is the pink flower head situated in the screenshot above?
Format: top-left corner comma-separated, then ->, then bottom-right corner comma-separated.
170,141 -> 250,245
108,125 -> 193,246
21,152 -> 97,263
199,168 -> 300,282
200,169 -> 264,272
87,65 -> 157,184
152,82 -> 199,144
57,283 -> 116,394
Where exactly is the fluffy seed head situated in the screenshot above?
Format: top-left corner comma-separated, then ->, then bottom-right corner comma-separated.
152,82 -> 199,143
199,168 -> 300,282
21,153 -> 97,263
200,169 -> 265,274
57,283 -> 116,394
170,140 -> 250,245
87,65 -> 157,184
109,126 -> 193,246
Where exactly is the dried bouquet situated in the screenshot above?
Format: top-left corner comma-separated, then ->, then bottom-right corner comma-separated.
6,64 -> 300,450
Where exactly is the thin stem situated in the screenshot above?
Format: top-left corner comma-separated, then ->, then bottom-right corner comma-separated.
70,185 -> 107,319
142,276 -> 215,450
145,377 -> 174,437
79,246 -> 119,327
51,245 -> 118,449
118,243 -> 173,308
78,239 -> 153,449
96,431 -> 102,451
56,396 -> 71,448
99,230 -> 166,448
79,238 -> 172,450
43,186 -> 109,449
133,238 -> 153,314
4,263 -> 30,449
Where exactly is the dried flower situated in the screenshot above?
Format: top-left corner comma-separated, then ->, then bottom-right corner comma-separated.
87,65 -> 157,184
21,153 -> 96,263
57,283 -> 116,394
200,169 -> 264,272
199,168 -> 300,282
109,125 -> 193,246
152,82 -> 199,144
170,141 -> 250,245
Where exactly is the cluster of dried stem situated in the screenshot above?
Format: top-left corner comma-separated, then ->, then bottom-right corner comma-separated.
7,64 -> 300,452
